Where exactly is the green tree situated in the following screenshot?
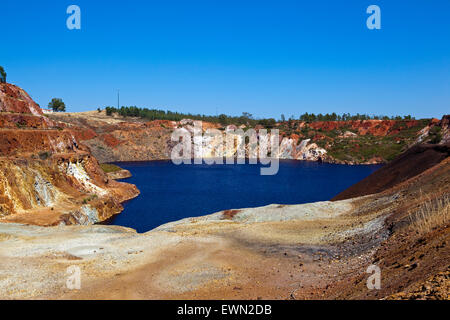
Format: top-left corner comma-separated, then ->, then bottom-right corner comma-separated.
0,66 -> 6,83
105,106 -> 114,116
49,98 -> 66,112
242,112 -> 253,120
218,114 -> 228,125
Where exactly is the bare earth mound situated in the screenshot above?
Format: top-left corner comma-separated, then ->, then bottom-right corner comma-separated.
333,143 -> 450,201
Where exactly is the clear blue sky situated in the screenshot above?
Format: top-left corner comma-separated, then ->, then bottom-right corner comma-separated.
2,0 -> 449,119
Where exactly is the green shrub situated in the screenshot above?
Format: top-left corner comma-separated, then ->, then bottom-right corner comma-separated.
38,151 -> 52,160
429,126 -> 442,144
100,163 -> 123,173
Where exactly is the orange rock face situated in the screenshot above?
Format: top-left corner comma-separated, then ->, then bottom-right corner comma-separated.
0,83 -> 139,226
47,113 -> 431,165
306,120 -> 421,137
0,113 -> 53,129
100,133 -> 123,148
48,113 -> 177,163
0,83 -> 43,115
0,130 -> 83,156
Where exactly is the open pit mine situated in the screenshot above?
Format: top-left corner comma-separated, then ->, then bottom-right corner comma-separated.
0,82 -> 448,300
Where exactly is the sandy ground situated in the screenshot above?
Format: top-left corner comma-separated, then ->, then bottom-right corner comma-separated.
0,196 -> 389,299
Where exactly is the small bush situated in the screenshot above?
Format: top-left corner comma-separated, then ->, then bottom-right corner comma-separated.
82,194 -> 98,204
38,151 -> 52,160
429,126 -> 442,144
100,163 -> 123,173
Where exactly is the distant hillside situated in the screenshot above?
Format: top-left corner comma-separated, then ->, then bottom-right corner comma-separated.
48,109 -> 439,165
276,118 -> 433,163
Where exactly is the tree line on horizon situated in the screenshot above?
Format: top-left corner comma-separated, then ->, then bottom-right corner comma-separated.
104,106 -> 416,125
104,106 -> 277,127
297,112 -> 414,122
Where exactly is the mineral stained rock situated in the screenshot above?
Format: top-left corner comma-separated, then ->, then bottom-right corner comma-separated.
0,83 -> 139,226
48,110 -> 437,165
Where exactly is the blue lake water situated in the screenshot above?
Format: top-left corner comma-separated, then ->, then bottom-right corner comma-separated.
108,160 -> 381,233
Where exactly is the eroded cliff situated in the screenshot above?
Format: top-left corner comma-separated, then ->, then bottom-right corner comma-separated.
0,83 -> 139,226
48,111 -> 433,165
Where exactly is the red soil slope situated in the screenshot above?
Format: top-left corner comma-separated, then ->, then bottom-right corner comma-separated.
0,83 -> 43,115
0,83 -> 139,225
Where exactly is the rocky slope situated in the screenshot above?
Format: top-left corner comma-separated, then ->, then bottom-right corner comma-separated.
49,111 -> 177,163
48,111 -> 434,165
333,143 -> 450,201
332,117 -> 450,200
0,83 -> 139,226
275,118 -> 434,164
